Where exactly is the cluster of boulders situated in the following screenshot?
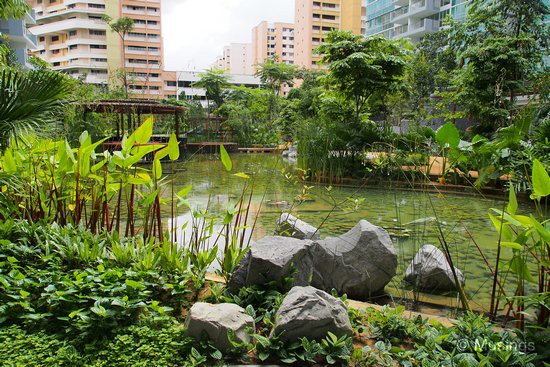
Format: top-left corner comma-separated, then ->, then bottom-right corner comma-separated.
184,214 -> 465,352
185,286 -> 352,352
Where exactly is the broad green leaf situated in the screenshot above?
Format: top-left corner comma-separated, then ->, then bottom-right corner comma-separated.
141,189 -> 160,207
220,145 -> 232,171
507,184 -> 517,215
168,133 -> 180,161
500,241 -> 523,250
153,159 -> 162,179
177,184 -> 193,197
509,255 -> 536,283
2,149 -> 17,173
132,116 -> 154,145
488,213 -> 513,240
436,122 -> 460,149
532,159 -> 550,199
125,279 -> 146,290
233,172 -> 250,179
19,290 -> 30,298
530,215 -> 550,243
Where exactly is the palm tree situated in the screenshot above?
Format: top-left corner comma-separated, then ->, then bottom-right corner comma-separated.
0,68 -> 74,149
103,16 -> 134,99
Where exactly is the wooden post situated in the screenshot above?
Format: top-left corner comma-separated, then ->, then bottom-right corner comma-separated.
175,110 -> 180,137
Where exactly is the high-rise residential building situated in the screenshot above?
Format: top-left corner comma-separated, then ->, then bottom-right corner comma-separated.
28,0 -> 164,99
213,43 -> 254,75
251,21 -> 295,68
294,0 -> 366,69
365,0 -> 470,42
0,9 -> 37,68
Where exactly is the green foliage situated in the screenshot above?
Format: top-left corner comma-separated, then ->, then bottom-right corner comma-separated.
0,68 -> 74,149
0,0 -> 29,20
255,57 -> 297,96
192,68 -> 231,111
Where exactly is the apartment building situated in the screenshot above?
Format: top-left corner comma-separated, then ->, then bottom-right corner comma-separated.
0,9 -> 37,67
251,21 -> 295,67
28,0 -> 164,99
213,43 -> 254,75
163,70 -> 261,107
294,0 -> 366,69
365,0 -> 469,42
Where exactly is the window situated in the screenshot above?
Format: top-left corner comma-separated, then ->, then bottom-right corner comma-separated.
147,7 -> 158,12
51,49 -> 60,54
323,2 -> 336,8
88,15 -> 102,20
51,35 -> 59,42
89,30 -> 106,36
147,20 -> 158,25
88,3 -> 105,9
128,45 -> 146,51
91,69 -> 107,74
53,62 -> 60,66
133,19 -> 146,25
92,58 -> 107,62
312,26 -> 320,31
90,44 -> 106,49
69,44 -> 77,50
128,59 -> 147,64
128,32 -> 146,38
39,36 -> 45,42
69,30 -> 77,37
322,14 -> 336,20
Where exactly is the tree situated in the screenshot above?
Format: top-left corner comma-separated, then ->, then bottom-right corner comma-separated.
103,16 -> 134,99
0,35 -> 17,67
0,0 -> 28,20
0,68 -> 74,149
255,57 -> 296,96
447,0 -> 549,135
191,68 -> 231,112
317,31 -> 411,126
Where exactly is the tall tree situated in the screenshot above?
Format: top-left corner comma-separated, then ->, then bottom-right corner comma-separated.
103,16 -> 134,99
447,0 -> 549,135
191,68 -> 231,112
255,57 -> 296,96
317,31 -> 411,126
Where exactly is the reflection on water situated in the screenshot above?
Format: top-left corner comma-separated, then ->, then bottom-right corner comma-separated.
162,153 -> 524,311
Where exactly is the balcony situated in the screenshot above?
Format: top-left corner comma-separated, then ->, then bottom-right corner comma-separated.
30,18 -> 106,35
390,6 -> 409,24
393,0 -> 409,6
408,0 -> 441,19
394,18 -> 439,40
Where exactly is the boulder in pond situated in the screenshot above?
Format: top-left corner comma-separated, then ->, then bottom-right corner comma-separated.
272,286 -> 352,342
310,220 -> 397,299
228,236 -> 314,291
275,213 -> 320,240
184,302 -> 255,351
404,244 -> 465,292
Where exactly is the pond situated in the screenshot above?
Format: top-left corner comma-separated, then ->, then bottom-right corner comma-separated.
164,153 -> 524,312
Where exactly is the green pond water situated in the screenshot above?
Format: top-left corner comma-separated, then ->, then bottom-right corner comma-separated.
164,153 -> 526,312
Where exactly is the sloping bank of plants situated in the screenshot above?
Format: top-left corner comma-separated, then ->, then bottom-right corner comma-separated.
0,120 -> 548,366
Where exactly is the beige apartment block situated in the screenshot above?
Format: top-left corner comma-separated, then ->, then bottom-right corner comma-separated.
251,21 -> 295,68
28,0 -> 164,99
295,0 -> 366,69
213,43 -> 254,75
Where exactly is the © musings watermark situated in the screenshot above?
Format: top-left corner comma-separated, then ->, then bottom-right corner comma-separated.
456,338 -> 536,353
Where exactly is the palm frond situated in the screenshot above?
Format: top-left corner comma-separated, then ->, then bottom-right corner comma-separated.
0,68 -> 74,148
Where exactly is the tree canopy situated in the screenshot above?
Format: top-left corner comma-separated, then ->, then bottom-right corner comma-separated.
192,68 -> 232,111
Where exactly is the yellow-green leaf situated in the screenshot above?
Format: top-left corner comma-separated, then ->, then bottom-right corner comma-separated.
507,184 -> 517,215
132,116 -> 154,145
3,149 -> 17,173
168,133 -> 180,161
153,159 -> 162,179
220,145 -> 232,172
233,172 -> 250,179
500,241 -> 523,250
177,184 -> 192,197
532,159 -> 550,199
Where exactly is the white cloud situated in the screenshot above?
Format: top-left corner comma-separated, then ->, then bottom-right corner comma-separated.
162,0 -> 295,71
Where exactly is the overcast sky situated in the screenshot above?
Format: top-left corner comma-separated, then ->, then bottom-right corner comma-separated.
162,0 -> 295,71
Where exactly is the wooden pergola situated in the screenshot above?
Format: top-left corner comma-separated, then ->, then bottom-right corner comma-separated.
82,99 -> 187,138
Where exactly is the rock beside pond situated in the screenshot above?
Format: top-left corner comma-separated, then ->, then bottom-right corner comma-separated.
228,236 -> 314,291
184,302 -> 254,351
273,286 -> 352,342
404,244 -> 465,292
310,220 -> 397,299
275,213 -> 320,240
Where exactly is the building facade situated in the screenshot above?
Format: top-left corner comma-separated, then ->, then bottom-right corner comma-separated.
251,21 -> 295,68
365,0 -> 469,42
0,9 -> 37,67
294,0 -> 366,69
213,42 -> 253,75
28,0 -> 164,98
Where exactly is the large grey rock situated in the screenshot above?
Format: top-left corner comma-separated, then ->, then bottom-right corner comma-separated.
275,213 -> 320,240
273,286 -> 352,342
228,236 -> 314,291
310,220 -> 397,299
184,302 -> 255,351
404,244 -> 465,292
